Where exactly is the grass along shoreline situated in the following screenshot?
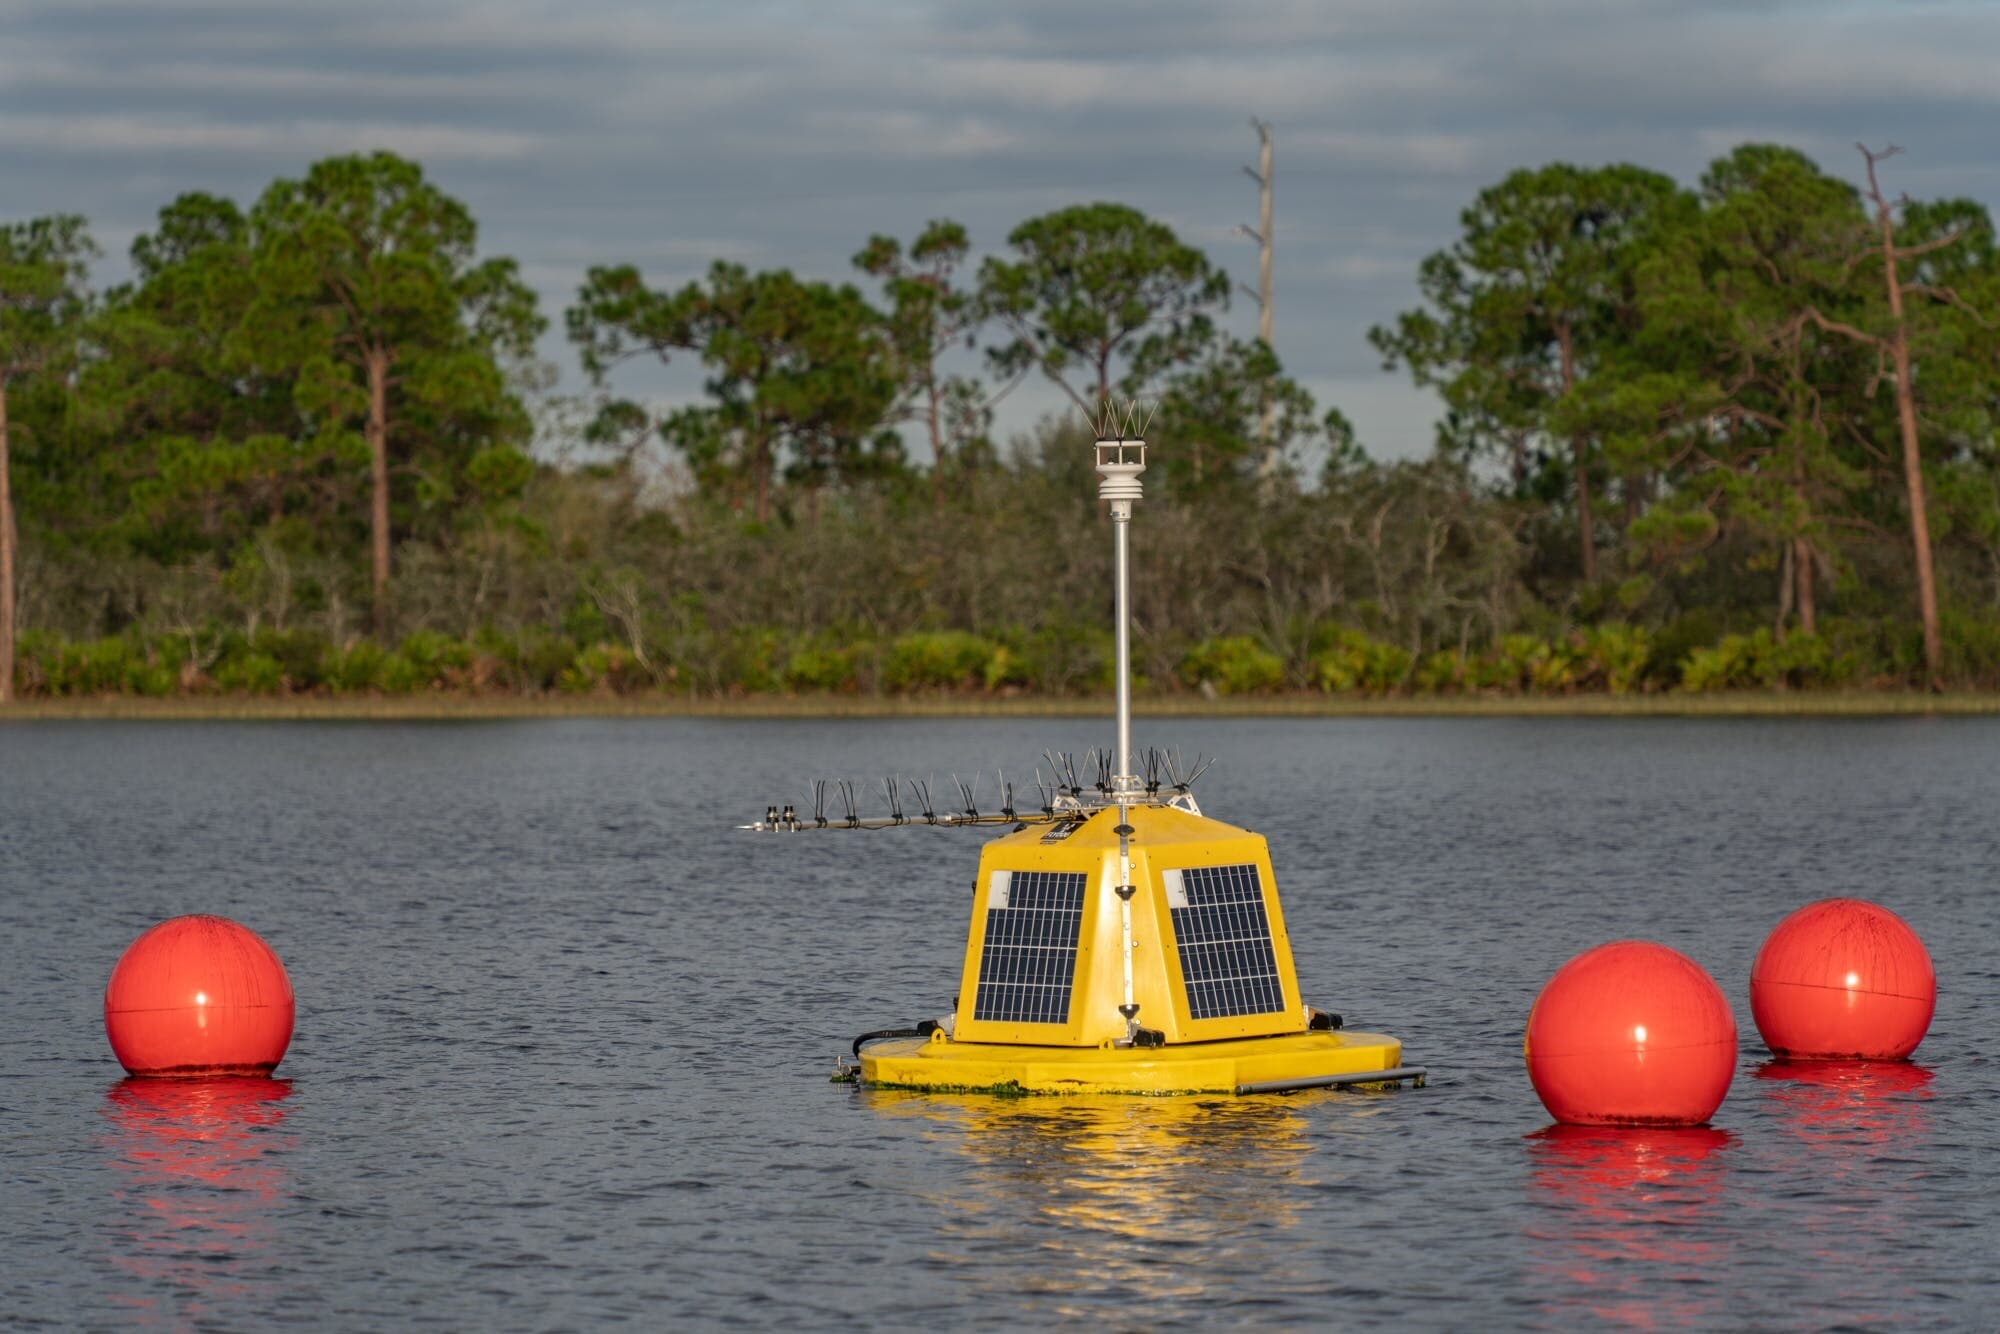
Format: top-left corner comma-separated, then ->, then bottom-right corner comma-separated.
6,690 -> 2000,721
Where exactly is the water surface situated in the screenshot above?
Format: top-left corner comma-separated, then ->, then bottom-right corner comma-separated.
1,717 -> 1995,1328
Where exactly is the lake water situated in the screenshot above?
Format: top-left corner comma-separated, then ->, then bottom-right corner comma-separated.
1,716 -> 1995,1329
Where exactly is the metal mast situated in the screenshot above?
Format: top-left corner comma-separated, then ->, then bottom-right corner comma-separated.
1094,424 -> 1147,797
1095,407 -> 1150,1042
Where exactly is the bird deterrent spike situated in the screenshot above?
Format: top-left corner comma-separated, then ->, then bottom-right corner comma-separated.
1042,749 -> 1067,795
1186,753 -> 1215,786
883,776 -> 905,824
908,777 -> 937,824
997,769 -> 1016,821
839,780 -> 859,828
1094,395 -> 1157,441
812,779 -> 829,828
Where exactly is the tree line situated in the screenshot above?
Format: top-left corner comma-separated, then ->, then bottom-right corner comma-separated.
2,142 -> 1997,702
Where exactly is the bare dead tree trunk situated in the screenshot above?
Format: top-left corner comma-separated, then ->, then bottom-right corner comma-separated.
365,346 -> 393,638
1862,145 -> 1943,686
1556,324 -> 1595,582
0,384 -> 13,703
1241,118 -> 1277,478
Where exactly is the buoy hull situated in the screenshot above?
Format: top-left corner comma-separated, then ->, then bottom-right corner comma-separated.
104,915 -> 296,1078
858,1029 -> 1407,1096
1750,899 -> 1934,1060
1526,941 -> 1736,1128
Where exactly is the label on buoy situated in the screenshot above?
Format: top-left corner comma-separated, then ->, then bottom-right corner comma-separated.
987,870 -> 1012,908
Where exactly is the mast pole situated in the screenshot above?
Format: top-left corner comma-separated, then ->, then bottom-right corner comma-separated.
1113,504 -> 1132,784
1095,423 -> 1147,1043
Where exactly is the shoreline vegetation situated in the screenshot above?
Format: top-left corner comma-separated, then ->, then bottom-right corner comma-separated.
8,145 -> 2000,712
7,691 -> 2000,721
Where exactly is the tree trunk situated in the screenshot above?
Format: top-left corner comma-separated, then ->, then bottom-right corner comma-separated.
1881,252 -> 1942,685
1776,539 -> 1794,641
365,346 -> 392,638
1573,437 -> 1596,582
1795,537 -> 1817,637
1861,151 -> 1944,685
926,377 -> 945,512
1556,324 -> 1595,582
753,433 -> 771,525
0,384 -> 13,704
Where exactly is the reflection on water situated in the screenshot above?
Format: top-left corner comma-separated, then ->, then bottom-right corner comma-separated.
1750,1060 -> 1935,1324
99,1077 -> 295,1325
863,1091 -> 1382,1319
1753,1059 -> 1935,1147
1523,1123 -> 1738,1328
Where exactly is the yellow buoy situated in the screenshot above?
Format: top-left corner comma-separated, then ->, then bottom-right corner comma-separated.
757,405 -> 1423,1096
857,803 -> 1417,1094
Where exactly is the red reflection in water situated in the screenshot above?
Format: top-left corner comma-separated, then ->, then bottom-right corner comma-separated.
1524,1124 -> 1738,1329
1750,1059 -> 1933,1321
100,1077 -> 294,1323
1754,1059 -> 1934,1147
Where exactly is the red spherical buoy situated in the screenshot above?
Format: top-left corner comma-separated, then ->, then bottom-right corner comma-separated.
1526,941 -> 1736,1127
1750,898 -> 1934,1060
104,915 -> 296,1077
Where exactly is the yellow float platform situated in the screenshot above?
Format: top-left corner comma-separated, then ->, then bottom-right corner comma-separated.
859,1028 -> 1418,1096
844,801 -> 1426,1096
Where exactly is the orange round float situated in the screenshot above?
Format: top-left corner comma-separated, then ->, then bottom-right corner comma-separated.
1525,941 -> 1736,1127
104,915 -> 296,1077
1750,898 -> 1934,1060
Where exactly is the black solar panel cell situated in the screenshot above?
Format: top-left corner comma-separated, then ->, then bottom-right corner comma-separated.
1169,864 -> 1287,1020
972,870 -> 1087,1025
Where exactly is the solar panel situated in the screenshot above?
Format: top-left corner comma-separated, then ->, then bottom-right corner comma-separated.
1165,864 -> 1286,1020
972,870 -> 1087,1025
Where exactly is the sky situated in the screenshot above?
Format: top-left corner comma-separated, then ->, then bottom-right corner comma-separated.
5,0 -> 1999,461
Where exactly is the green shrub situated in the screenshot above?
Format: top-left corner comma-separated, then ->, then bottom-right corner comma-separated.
883,631 -> 996,692
253,629 -> 332,690
1014,624 -> 1112,694
215,651 -> 284,694
1647,610 -> 1720,685
1571,624 -> 1651,695
1183,635 -> 1286,694
1472,634 -> 1570,693
1678,630 -> 1845,690
507,632 -> 579,692
558,642 -> 646,694
51,636 -> 141,695
326,640 -> 389,692
1413,649 -> 1467,693
722,630 -> 785,694
1940,610 -> 2000,687
393,630 -> 474,689
25,634 -> 184,696
1310,630 -> 1410,694
784,640 -> 862,692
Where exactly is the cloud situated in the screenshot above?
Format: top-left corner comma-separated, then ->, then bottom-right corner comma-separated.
4,0 -> 1998,458
0,115 -> 545,161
